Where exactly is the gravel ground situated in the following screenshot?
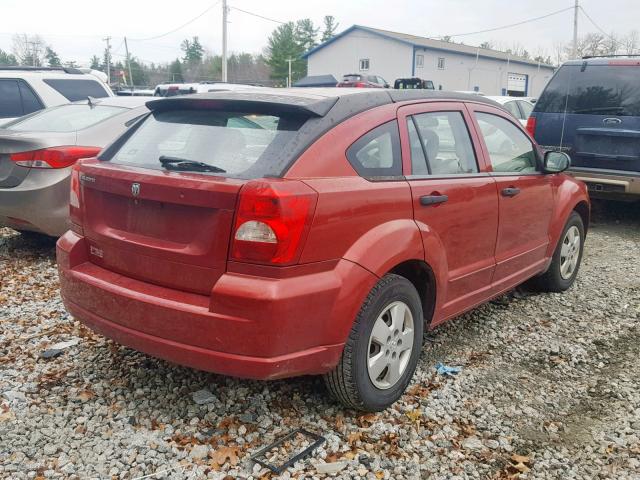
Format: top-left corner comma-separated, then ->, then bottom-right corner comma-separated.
1,200 -> 639,480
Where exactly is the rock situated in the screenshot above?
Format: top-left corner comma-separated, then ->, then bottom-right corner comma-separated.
316,461 -> 348,475
192,389 -> 217,405
43,444 -> 57,456
2,390 -> 27,404
461,437 -> 485,451
189,445 -> 209,460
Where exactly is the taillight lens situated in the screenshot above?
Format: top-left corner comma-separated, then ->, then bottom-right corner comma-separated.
10,146 -> 102,169
355,82 -> 367,88
230,181 -> 317,265
69,162 -> 85,234
525,116 -> 537,137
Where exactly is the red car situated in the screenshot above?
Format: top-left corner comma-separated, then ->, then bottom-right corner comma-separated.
57,89 -> 589,411
337,73 -> 389,88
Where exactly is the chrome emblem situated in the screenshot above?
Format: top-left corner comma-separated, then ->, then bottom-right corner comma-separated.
131,182 -> 141,197
603,117 -> 622,125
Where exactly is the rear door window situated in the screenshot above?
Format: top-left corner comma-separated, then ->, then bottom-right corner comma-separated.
535,65 -> 640,116
408,111 -> 478,175
503,101 -> 522,119
18,81 -> 44,115
346,121 -> 402,177
43,79 -> 110,101
0,79 -> 22,118
107,109 -> 308,179
518,100 -> 533,118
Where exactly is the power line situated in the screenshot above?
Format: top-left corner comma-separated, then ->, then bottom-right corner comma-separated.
129,1 -> 221,41
431,6 -> 574,39
230,6 -> 286,25
579,6 -> 625,47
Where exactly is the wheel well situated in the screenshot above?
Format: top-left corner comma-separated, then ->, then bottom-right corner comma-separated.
389,260 -> 436,327
574,201 -> 590,234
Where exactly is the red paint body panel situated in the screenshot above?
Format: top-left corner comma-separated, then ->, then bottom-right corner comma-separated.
57,97 -> 590,380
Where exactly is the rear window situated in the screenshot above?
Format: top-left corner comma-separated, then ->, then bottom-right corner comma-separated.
107,109 -> 307,179
43,79 -> 110,102
343,75 -> 362,82
6,104 -> 126,132
535,65 -> 640,116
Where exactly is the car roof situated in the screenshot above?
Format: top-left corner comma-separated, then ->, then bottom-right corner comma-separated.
71,96 -> 150,108
486,96 -> 530,104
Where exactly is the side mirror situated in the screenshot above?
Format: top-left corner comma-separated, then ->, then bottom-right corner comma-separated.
384,83 -> 390,88
544,150 -> 571,173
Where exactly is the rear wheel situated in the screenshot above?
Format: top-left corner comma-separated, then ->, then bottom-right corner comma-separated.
530,211 -> 585,292
324,274 -> 424,411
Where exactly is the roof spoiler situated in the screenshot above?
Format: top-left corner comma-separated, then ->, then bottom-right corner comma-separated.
0,66 -> 83,74
146,92 -> 338,117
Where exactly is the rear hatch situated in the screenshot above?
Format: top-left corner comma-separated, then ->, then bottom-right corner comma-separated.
532,61 -> 640,173
77,93 -> 332,295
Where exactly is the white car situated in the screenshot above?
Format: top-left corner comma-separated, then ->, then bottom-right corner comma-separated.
486,96 -> 534,126
0,67 -> 114,125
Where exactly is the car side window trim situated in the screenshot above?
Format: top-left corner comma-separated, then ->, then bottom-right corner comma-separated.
409,116 -> 432,175
17,79 -> 44,114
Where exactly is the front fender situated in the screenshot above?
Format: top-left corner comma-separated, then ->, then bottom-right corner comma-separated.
547,176 -> 590,257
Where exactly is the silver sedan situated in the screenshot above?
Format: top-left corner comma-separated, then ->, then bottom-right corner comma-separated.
0,96 -> 149,236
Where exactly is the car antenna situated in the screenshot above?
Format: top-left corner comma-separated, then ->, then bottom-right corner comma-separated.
87,96 -> 98,108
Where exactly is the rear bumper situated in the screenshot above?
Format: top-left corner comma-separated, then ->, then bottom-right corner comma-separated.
57,231 -> 377,380
567,167 -> 640,200
0,168 -> 71,236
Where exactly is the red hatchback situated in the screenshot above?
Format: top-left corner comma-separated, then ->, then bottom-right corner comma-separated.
57,89 -> 589,411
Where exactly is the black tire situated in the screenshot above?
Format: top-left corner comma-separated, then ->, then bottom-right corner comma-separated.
324,274 -> 424,411
529,211 -> 585,292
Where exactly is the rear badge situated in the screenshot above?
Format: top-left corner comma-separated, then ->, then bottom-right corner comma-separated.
131,183 -> 141,197
603,118 -> 622,125
89,245 -> 104,258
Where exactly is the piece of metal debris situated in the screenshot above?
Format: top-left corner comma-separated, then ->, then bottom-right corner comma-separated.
250,429 -> 325,474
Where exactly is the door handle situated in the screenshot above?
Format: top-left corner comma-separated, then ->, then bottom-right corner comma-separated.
420,194 -> 448,206
501,187 -> 521,197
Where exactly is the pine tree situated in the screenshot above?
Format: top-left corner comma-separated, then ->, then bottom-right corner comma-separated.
90,55 -> 101,70
169,58 -> 184,82
321,16 -> 338,42
44,47 -> 62,67
265,22 -> 307,83
181,36 -> 204,64
0,48 -> 18,66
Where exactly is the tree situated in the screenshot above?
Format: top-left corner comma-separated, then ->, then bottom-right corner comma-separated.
295,19 -> 318,53
0,48 -> 18,66
12,34 -> 46,66
265,21 -> 307,84
89,55 -> 101,70
169,58 -> 184,82
479,41 -> 493,50
44,46 -> 61,67
181,36 -> 204,64
321,15 -> 338,42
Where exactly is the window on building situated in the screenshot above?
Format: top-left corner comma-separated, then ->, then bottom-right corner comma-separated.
359,58 -> 370,71
437,57 -> 446,70
416,54 -> 424,68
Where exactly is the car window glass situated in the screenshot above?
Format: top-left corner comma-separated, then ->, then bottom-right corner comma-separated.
407,119 -> 429,175
7,105 -> 126,132
410,111 -> 478,175
109,109 -> 308,179
43,79 -> 110,102
503,101 -> 521,119
475,112 -> 538,173
518,100 -> 533,118
347,121 -> 402,177
0,80 -> 22,118
18,81 -> 43,115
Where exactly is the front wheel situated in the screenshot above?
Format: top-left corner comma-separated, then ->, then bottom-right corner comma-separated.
530,211 -> 585,292
324,274 -> 424,411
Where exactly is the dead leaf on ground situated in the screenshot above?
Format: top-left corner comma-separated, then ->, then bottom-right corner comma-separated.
511,453 -> 530,464
209,446 -> 240,466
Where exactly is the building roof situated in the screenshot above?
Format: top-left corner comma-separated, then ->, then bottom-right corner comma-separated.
293,74 -> 338,87
303,25 -> 555,70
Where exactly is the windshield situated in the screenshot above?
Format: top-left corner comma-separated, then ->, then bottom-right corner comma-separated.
535,65 -> 640,116
108,109 -> 307,179
6,104 -> 126,132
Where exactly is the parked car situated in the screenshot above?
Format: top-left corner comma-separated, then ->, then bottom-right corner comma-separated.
0,96 -> 149,237
0,66 -> 114,124
394,78 -> 435,90
486,96 -> 534,126
57,89 -> 589,411
529,57 -> 640,201
337,74 -> 389,88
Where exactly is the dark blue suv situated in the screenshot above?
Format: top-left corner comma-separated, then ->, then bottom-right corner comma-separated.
528,57 -> 640,201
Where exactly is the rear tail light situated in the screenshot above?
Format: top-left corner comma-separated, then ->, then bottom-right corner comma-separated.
355,82 -> 367,88
69,162 -> 85,234
525,116 -> 537,137
230,181 -> 318,265
10,146 -> 102,169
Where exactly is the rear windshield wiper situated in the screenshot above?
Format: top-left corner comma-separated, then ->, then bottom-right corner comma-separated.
159,155 -> 226,173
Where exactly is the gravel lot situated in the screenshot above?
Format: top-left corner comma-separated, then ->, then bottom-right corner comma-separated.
1,200 -> 639,480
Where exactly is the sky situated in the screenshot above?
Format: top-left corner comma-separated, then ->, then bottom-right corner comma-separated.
0,0 -> 638,66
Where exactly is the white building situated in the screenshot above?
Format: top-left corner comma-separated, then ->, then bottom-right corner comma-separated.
304,25 -> 556,97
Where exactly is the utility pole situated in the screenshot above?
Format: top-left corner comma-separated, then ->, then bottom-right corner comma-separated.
124,37 -> 133,90
222,0 -> 228,83
103,36 -> 112,85
26,41 -> 37,67
287,58 -> 293,87
572,0 -> 579,59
